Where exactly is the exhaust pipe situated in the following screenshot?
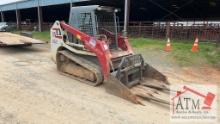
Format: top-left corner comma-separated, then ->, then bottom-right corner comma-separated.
123,0 -> 130,37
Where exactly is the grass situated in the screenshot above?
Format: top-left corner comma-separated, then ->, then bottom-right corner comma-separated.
32,31 -> 50,42
11,30 -> 50,43
130,38 -> 220,67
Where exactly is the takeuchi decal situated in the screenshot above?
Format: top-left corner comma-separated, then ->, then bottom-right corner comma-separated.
52,28 -> 63,39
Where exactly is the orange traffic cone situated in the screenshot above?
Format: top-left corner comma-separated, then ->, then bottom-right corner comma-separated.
164,38 -> 172,52
191,37 -> 199,52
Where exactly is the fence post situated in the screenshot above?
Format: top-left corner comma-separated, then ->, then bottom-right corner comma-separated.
151,22 -> 155,39
166,21 -> 171,39
138,22 -> 142,37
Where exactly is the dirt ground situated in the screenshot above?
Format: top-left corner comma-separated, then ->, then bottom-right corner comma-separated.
0,45 -> 219,124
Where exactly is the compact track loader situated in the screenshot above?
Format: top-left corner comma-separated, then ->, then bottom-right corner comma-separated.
51,5 -> 170,105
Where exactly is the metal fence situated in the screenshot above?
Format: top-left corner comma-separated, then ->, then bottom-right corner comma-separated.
18,21 -> 220,41
122,21 -> 220,41
20,23 -> 52,31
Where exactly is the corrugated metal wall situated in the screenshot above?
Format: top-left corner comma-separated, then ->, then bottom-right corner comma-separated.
0,0 -> 86,11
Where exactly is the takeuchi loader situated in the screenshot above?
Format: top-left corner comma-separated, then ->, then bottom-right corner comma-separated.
51,5 -> 170,105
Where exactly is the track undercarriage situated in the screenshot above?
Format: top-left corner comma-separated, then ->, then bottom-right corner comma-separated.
57,50 -> 170,105
57,50 -> 103,86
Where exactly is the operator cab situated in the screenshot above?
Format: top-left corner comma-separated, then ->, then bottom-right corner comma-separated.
68,5 -> 120,49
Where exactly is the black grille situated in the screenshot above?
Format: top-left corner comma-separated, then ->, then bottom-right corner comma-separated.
120,54 -> 143,69
115,54 -> 145,87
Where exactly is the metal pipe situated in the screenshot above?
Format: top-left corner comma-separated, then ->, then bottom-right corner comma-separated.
37,0 -> 42,32
15,3 -> 21,30
123,0 -> 130,37
114,12 -> 118,48
70,0 -> 73,8
1,11 -> 5,22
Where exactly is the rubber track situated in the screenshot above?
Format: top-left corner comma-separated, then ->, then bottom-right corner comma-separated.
58,50 -> 103,86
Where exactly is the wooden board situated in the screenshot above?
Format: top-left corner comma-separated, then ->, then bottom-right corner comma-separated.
0,32 -> 44,46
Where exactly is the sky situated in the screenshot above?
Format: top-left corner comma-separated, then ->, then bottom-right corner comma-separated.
0,0 -> 23,5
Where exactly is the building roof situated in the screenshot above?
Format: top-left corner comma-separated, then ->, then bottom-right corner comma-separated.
0,0 -> 88,11
1,0 -> 220,21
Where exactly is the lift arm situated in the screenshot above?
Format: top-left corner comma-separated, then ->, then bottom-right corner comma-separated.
60,21 -> 111,80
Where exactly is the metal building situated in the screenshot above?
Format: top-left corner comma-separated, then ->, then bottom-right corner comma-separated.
0,0 -> 88,31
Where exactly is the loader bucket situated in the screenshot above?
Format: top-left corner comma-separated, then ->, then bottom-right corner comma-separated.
143,63 -> 169,85
104,54 -> 170,105
105,75 -> 143,105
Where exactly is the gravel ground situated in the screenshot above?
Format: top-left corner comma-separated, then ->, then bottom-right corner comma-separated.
0,44 -> 219,124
